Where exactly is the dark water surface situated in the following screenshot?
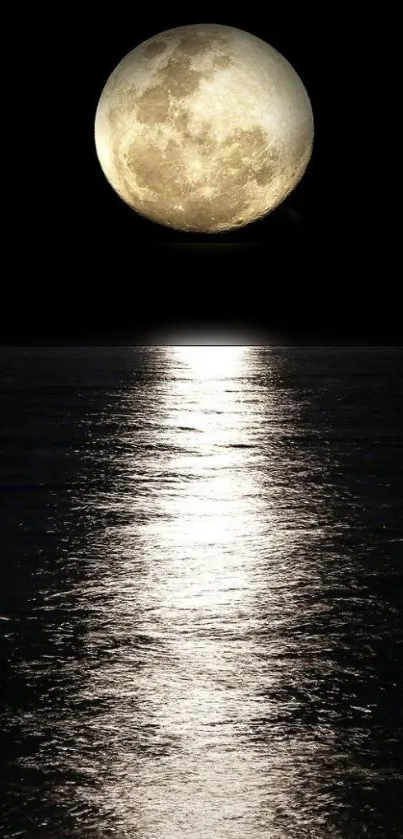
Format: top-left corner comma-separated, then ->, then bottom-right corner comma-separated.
1,346 -> 402,838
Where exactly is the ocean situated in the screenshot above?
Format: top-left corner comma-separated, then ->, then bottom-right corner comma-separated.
1,345 -> 402,838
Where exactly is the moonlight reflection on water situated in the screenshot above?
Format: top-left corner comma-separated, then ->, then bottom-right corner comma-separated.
77,345 -> 321,838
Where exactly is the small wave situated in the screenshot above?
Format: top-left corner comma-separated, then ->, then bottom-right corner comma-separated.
177,426 -> 203,432
225,443 -> 258,449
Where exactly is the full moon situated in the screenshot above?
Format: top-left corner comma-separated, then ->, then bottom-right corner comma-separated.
95,24 -> 314,233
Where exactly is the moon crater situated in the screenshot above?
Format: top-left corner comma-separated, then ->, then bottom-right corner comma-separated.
95,24 -> 314,233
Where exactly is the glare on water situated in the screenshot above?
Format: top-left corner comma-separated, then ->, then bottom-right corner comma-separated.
68,347 -> 330,838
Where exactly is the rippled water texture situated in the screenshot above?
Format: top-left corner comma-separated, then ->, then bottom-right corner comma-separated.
1,346 -> 402,838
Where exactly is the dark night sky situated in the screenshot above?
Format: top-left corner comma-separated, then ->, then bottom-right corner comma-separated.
6,8 -> 398,344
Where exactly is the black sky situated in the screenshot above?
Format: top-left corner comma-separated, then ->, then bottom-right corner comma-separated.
6,8 -> 398,344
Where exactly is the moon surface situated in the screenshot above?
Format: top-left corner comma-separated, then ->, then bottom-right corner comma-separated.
95,24 -> 314,233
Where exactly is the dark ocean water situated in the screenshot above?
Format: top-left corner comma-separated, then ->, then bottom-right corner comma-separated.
1,345 -> 402,839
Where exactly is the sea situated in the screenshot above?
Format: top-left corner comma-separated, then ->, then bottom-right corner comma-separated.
1,345 -> 402,839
